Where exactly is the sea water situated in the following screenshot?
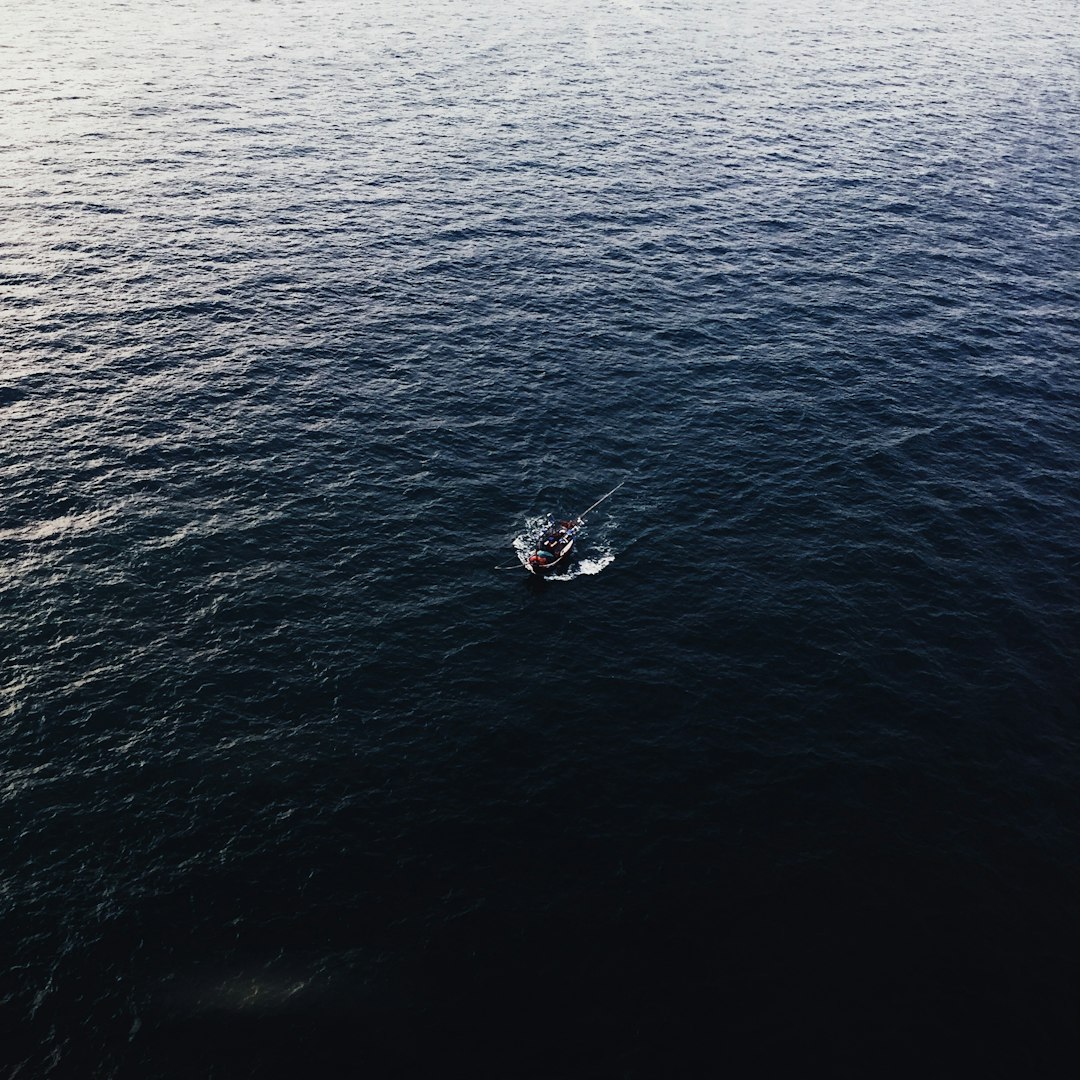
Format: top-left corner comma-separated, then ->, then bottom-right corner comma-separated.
2,1 -> 1079,1075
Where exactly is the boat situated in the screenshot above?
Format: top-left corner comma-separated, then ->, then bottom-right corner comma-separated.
518,482 -> 625,576
527,518 -> 581,575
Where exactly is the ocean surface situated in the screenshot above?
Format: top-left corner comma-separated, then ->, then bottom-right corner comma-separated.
2,0 -> 1079,1075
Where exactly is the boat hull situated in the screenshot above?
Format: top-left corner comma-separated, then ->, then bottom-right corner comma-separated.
526,539 -> 574,575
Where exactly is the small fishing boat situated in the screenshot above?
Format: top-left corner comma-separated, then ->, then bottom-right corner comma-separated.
512,482 -> 625,577
527,518 -> 581,575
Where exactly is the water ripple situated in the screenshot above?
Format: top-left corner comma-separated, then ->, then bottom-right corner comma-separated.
2,0 -> 1079,1076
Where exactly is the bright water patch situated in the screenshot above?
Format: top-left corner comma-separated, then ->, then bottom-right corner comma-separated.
560,552 -> 615,579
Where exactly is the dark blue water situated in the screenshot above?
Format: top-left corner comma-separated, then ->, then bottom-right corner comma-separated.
3,1 -> 1079,1075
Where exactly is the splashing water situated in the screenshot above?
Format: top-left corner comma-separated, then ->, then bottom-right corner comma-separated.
562,553 -> 616,579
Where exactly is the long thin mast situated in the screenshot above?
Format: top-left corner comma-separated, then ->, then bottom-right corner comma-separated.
576,481 -> 625,521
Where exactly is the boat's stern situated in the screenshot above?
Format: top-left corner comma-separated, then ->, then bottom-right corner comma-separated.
527,538 -> 573,575
527,550 -> 556,574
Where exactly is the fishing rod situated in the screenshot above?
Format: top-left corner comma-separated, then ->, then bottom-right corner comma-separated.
575,480 -> 625,522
